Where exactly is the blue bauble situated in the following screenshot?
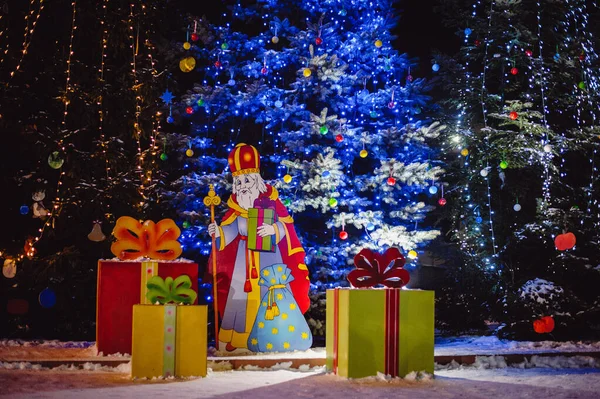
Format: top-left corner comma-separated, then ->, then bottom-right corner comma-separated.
464,28 -> 472,36
340,9 -> 347,16
322,170 -> 331,178
275,100 -> 283,108
432,63 -> 440,72
370,110 -> 377,118
228,79 -> 236,86
20,205 -> 29,215
166,116 -> 174,124
366,223 -> 375,231
475,216 -> 483,223
429,186 -> 438,195
39,288 -> 56,308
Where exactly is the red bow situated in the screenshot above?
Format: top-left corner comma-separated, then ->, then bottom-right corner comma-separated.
347,248 -> 410,288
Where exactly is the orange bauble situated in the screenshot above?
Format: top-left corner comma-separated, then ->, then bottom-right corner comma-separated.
554,232 -> 576,251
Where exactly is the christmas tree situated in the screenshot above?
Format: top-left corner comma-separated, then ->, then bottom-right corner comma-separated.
435,0 -> 600,338
0,0 -> 167,339
160,0 -> 445,340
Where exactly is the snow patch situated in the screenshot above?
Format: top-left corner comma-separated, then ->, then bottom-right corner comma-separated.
436,355 -> 600,370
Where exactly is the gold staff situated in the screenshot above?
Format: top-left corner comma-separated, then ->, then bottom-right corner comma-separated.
203,184 -> 221,344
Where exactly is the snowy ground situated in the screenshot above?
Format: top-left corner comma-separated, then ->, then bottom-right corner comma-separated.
2,337 -> 600,398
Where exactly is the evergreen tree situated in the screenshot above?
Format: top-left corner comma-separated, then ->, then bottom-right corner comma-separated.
0,0 -> 167,339
160,0 -> 445,341
435,0 -> 600,338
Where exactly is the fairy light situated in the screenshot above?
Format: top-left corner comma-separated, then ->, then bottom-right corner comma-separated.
98,0 -> 110,181
9,0 -> 45,79
0,5 -> 9,69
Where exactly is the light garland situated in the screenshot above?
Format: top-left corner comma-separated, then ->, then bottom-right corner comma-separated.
9,0 -> 45,79
98,0 -> 110,182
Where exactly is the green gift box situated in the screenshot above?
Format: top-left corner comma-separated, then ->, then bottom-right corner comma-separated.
247,208 -> 276,252
326,288 -> 434,378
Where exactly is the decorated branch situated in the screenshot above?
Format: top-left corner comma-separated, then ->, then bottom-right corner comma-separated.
110,216 -> 183,260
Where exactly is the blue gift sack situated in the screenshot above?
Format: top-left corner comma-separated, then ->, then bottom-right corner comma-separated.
247,264 -> 313,352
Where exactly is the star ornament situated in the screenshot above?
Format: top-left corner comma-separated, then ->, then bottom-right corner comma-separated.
160,90 -> 174,105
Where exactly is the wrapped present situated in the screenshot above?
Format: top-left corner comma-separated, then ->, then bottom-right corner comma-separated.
326,248 -> 434,378
132,275 -> 206,378
247,197 -> 277,252
247,264 -> 312,352
96,260 -> 198,355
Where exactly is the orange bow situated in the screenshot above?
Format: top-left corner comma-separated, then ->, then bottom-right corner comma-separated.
110,216 -> 183,260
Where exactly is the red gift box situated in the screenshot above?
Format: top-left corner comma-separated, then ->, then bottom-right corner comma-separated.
96,260 -> 198,355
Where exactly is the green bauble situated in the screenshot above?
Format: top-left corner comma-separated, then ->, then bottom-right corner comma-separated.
160,153 -> 168,161
578,81 -> 586,89
499,160 -> 508,169
221,42 -> 229,50
48,151 -> 64,169
283,199 -> 291,206
319,126 -> 328,135
197,98 -> 205,106
182,221 -> 191,229
329,198 -> 338,207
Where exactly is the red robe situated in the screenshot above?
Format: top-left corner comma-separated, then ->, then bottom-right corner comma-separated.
208,185 -> 310,317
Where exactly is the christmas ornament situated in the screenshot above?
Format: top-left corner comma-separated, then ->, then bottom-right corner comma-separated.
183,41 -> 191,50
388,101 -> 394,109
500,160 -> 508,169
480,168 -> 489,177
283,199 -> 291,206
283,174 -> 292,183
160,90 -> 174,105
464,28 -> 472,36
221,42 -> 229,50
214,60 -> 222,68
271,36 -> 279,44
261,66 -> 268,75
533,316 -> 555,334
303,68 -> 312,77
554,232 -> 576,251
475,216 -> 483,223
370,110 -> 377,118
39,288 -> 56,308
509,111 -> 518,120
432,63 -> 440,72
329,198 -> 338,207
179,57 -> 196,72
48,151 -> 64,169
322,171 -> 331,178
360,149 -> 368,158
578,81 -> 586,89
513,203 -> 521,212
407,250 -> 418,259
186,148 -> 194,157
20,205 -> 29,215
335,134 -> 344,142
166,116 -> 174,124
543,144 -> 552,152
510,67 -> 518,75
32,191 -> 48,218
525,49 -> 533,57
429,186 -> 438,195
320,126 -> 328,135
2,258 -> 16,279
160,153 -> 168,161
315,37 -> 323,45
275,100 -> 283,108
461,148 -> 469,156
406,74 -> 413,82
387,177 -> 396,186
366,223 -> 375,231
474,39 -> 481,46
340,9 -> 347,16
185,106 -> 194,115
88,221 -> 106,242
374,39 -> 383,48
553,52 -> 560,61
339,230 -> 348,240
197,98 -> 205,106
228,79 -> 236,86
182,221 -> 191,229
438,198 -> 447,206
191,33 -> 199,42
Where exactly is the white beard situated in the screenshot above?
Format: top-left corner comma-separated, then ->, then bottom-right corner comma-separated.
236,187 -> 260,210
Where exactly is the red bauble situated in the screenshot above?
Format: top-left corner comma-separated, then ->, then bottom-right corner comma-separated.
474,39 -> 481,46
335,134 -> 344,142
261,67 -> 268,75
315,37 -> 323,45
191,33 -> 199,42
387,177 -> 396,186
406,74 -> 413,82
438,198 -> 447,206
388,101 -> 394,109
339,231 -> 348,240
510,67 -> 518,75
554,232 -> 576,251
214,60 -> 222,68
533,316 -> 555,334
509,111 -> 518,120
185,106 -> 194,115
525,49 -> 533,57
579,53 -> 585,61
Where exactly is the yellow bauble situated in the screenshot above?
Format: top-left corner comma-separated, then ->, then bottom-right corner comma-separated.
460,148 -> 469,156
183,41 -> 191,50
360,149 -> 368,158
303,68 -> 312,77
179,57 -> 196,73
283,174 -> 292,183
375,39 -> 383,48
408,250 -> 418,259
185,149 -> 194,157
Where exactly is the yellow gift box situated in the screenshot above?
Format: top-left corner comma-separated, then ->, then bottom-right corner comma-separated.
131,304 -> 207,378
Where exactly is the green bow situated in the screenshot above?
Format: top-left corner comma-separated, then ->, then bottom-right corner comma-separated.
145,275 -> 198,305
